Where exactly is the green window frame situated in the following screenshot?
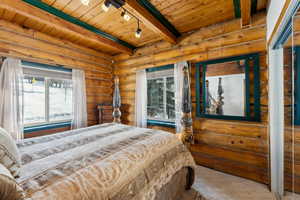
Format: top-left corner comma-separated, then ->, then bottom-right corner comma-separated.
195,53 -> 261,121
146,64 -> 176,127
294,47 -> 300,125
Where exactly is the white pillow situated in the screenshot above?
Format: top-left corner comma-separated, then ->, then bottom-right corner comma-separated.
0,127 -> 21,178
0,163 -> 24,199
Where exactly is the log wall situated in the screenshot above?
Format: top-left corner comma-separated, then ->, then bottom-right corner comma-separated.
114,12 -> 269,184
0,19 -> 114,135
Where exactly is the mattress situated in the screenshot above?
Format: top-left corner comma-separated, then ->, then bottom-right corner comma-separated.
16,123 -> 196,200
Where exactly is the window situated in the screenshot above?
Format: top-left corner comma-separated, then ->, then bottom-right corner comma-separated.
23,75 -> 46,124
22,61 -> 72,126
49,79 -> 72,122
196,54 -> 261,121
147,66 -> 175,123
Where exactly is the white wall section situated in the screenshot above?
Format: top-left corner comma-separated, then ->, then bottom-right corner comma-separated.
268,47 -> 284,197
267,0 -> 286,40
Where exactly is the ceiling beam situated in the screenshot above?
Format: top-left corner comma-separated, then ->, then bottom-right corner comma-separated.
136,0 -> 181,38
251,0 -> 258,14
233,0 -> 241,18
125,0 -> 178,44
233,0 -> 258,27
240,0 -> 252,26
0,0 -> 134,55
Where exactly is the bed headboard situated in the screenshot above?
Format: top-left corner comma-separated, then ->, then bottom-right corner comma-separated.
112,76 -> 121,123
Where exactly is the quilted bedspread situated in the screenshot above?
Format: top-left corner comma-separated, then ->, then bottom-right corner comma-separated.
16,123 -> 196,200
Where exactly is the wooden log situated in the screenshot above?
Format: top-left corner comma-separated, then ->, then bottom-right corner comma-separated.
0,41 -> 111,73
192,150 -> 269,184
190,143 -> 267,168
193,119 -> 268,139
114,39 -> 266,75
115,25 -> 265,68
0,21 -> 112,66
193,131 -> 267,154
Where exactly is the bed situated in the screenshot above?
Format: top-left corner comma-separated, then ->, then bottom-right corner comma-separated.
16,123 -> 197,200
1,67 -> 198,200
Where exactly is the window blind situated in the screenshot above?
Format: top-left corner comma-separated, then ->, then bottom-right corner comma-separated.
147,68 -> 174,79
22,61 -> 72,79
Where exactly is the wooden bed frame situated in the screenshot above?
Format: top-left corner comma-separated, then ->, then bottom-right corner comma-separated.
112,66 -> 194,146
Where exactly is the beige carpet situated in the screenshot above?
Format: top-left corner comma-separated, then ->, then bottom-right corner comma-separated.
192,166 -> 276,200
181,188 -> 207,200
284,193 -> 300,200
183,166 -> 300,200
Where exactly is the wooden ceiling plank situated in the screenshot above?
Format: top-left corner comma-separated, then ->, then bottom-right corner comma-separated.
52,0 -> 72,11
240,0 -> 251,27
41,0 -> 56,6
125,0 -> 178,44
164,0 -> 234,32
150,0 -> 183,11
157,0 -> 211,16
0,0 -> 134,54
62,0 -> 83,14
74,0 -> 104,18
147,0 -> 236,34
86,6 -> 118,26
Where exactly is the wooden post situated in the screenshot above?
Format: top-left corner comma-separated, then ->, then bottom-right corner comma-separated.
112,76 -> 121,123
179,66 -> 194,146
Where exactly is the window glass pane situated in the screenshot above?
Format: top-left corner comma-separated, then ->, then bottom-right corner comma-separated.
166,77 -> 175,120
205,60 -> 246,116
24,76 -> 46,124
147,78 -> 164,120
49,79 -> 72,122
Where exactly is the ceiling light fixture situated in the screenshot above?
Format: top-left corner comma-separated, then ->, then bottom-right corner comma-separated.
109,0 -> 125,8
135,20 -> 142,38
100,0 -> 142,40
102,0 -> 112,12
102,0 -> 125,11
121,10 -> 131,21
80,0 -> 89,6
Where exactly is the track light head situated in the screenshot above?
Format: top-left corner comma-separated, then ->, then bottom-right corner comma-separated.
135,28 -> 142,38
102,0 -> 125,11
102,0 -> 111,12
121,11 -> 131,21
110,0 -> 125,8
135,20 -> 142,38
80,0 -> 89,6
